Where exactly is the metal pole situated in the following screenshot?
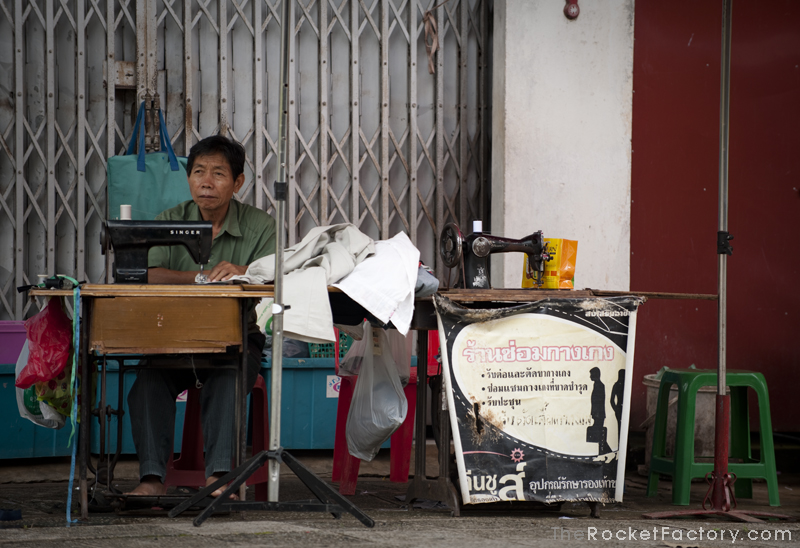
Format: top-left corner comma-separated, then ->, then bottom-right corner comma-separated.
717,0 -> 732,395
711,0 -> 734,512
268,0 -> 292,502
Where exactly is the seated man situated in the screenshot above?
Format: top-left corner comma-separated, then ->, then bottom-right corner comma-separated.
127,135 -> 276,497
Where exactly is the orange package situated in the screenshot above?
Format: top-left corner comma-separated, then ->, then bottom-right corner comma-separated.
521,238 -> 578,289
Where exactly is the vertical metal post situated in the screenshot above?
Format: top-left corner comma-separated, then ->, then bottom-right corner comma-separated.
380,0 -> 389,239
268,0 -> 292,502
350,0 -> 360,224
408,0 -> 418,244
14,0 -> 24,320
254,0 -> 264,209
717,0 -> 732,396
711,0 -> 733,512
458,0 -> 468,226
286,0 -> 297,245
47,0 -> 56,274
219,0 -> 229,135
480,0 -> 489,223
184,0 -> 194,154
77,0 -> 87,282
106,0 -> 116,188
319,0 -> 329,223
147,0 -> 157,95
434,2 -> 444,277
137,0 -> 147,104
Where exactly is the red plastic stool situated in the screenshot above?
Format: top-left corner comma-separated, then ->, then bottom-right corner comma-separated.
165,374 -> 270,500
332,330 -> 440,495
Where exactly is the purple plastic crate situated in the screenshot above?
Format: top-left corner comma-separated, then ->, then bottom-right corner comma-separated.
0,321 -> 26,364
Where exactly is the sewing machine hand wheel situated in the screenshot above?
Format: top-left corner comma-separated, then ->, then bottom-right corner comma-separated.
440,223 -> 464,268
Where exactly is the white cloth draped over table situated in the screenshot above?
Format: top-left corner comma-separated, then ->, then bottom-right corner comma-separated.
240,224 -> 420,342
243,223 -> 373,343
333,231 -> 420,336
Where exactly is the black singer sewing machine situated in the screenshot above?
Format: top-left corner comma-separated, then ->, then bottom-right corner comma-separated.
100,220 -> 212,283
440,222 -> 550,289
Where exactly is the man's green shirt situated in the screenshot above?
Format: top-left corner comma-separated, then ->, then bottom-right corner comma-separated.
147,200 -> 276,334
148,199 -> 276,272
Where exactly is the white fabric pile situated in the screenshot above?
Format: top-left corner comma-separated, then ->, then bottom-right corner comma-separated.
333,232 -> 419,335
241,224 -> 420,342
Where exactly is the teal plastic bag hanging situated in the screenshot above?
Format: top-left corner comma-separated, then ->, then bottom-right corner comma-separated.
107,103 -> 192,220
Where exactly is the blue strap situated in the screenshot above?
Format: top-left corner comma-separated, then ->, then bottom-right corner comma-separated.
136,105 -> 147,172
63,280 -> 80,526
158,109 -> 180,171
125,101 -> 179,172
126,102 -> 145,155
126,102 -> 148,172
159,119 -> 169,152
67,283 -> 81,447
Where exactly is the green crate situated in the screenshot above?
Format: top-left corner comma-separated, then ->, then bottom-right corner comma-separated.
309,332 -> 353,359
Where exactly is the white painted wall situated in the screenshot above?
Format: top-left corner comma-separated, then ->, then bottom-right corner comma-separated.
491,0 -> 635,290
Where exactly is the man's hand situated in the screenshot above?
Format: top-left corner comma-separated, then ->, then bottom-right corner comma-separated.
208,261 -> 247,282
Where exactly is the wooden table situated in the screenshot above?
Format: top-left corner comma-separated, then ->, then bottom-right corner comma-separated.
32,284 -> 714,518
30,284 -> 276,518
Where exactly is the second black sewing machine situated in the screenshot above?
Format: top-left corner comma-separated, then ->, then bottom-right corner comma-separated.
439,221 -> 551,289
100,220 -> 212,283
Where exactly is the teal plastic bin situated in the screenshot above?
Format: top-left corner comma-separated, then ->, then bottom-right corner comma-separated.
261,358 -> 340,449
0,363 -> 74,458
0,361 -> 186,458
261,356 -> 415,450
0,322 -> 70,459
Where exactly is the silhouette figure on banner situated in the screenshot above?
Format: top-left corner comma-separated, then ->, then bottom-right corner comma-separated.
610,370 -> 625,439
587,367 -> 612,455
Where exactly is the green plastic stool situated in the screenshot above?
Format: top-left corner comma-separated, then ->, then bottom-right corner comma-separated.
646,369 -> 780,506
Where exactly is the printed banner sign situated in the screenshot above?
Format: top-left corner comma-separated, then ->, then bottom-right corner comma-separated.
434,294 -> 644,505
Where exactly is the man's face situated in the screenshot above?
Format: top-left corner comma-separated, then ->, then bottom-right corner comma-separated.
188,152 -> 244,217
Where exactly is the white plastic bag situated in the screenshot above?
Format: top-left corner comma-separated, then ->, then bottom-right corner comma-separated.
339,321 -> 368,376
15,340 -> 65,429
345,323 -> 408,461
339,321 -> 412,387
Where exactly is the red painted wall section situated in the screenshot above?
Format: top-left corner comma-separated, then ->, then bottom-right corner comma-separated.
631,1 -> 800,432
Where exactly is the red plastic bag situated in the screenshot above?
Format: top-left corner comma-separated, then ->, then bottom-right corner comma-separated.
14,299 -> 73,389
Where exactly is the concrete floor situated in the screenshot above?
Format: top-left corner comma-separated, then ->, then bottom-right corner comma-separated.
1,441 -> 799,547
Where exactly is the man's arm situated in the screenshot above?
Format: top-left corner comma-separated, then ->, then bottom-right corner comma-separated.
148,261 -> 247,283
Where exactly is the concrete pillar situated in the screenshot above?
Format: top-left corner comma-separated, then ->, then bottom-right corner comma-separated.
491,0 -> 635,290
